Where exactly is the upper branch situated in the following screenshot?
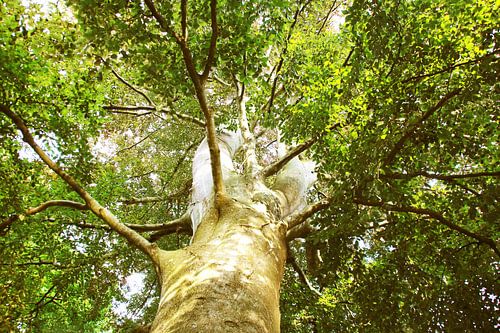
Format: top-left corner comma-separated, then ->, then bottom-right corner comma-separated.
143,0 -> 181,42
103,105 -> 205,127
181,0 -> 188,39
384,89 -> 462,166
200,0 -> 218,82
268,0 -> 313,112
353,197 -> 500,257
402,51 -> 499,84
145,0 -> 224,199
0,105 -> 159,263
262,136 -> 318,178
1,200 -> 88,234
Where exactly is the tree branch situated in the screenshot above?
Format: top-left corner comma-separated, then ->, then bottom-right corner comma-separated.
287,246 -> 321,296
234,77 -> 259,175
1,200 -> 88,234
383,170 -> 500,181
181,0 -> 188,40
268,0 -> 313,112
286,198 -> 331,230
148,212 -> 192,242
103,105 -> 205,127
262,137 -> 318,178
107,64 -> 155,106
200,0 -> 218,83
66,213 -> 191,235
353,197 -> 500,257
402,51 -> 499,84
384,89 -> 462,165
145,0 -> 224,200
143,0 -> 181,42
317,0 -> 340,35
0,105 -> 160,264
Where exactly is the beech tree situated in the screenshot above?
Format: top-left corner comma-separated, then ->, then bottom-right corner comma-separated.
1,0 -> 498,332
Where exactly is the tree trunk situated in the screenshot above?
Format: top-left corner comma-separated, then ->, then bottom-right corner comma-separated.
150,197 -> 288,333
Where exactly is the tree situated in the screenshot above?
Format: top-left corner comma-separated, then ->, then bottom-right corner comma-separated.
1,0 -> 498,331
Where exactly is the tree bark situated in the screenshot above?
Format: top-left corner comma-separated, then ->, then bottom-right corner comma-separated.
150,198 -> 287,333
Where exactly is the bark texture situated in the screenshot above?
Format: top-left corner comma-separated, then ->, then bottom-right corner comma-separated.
150,198 -> 287,333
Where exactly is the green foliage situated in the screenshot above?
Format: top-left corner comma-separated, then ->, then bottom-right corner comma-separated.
1,0 -> 498,331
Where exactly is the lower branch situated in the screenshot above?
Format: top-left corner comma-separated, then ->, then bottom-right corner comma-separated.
286,198 -> 331,230
353,197 -> 500,257
383,170 -> 500,181
1,105 -> 159,263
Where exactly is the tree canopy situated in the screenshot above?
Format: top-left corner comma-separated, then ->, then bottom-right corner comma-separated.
0,0 -> 498,331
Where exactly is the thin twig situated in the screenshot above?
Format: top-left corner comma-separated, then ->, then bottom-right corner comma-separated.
1,200 -> 88,233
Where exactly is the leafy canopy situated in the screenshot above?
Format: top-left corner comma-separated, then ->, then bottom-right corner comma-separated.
0,0 -> 498,331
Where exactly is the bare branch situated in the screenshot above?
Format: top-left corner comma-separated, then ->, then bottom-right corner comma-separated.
262,137 -> 318,178
200,0 -> 218,82
103,105 -> 205,127
384,89 -> 462,166
286,198 -> 331,230
143,0 -> 181,42
353,197 -> 500,257
0,105 -> 159,263
181,0 -> 188,40
1,200 -> 88,234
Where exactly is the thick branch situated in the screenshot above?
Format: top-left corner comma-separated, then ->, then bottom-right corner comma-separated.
1,200 -> 88,233
145,0 -> 224,199
286,221 -> 315,241
287,246 -> 321,296
353,197 -> 500,257
68,214 -> 191,235
235,79 -> 259,175
0,105 -> 159,263
384,89 -> 461,165
148,212 -> 192,242
181,0 -> 188,39
262,137 -> 318,178
286,198 -> 331,230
